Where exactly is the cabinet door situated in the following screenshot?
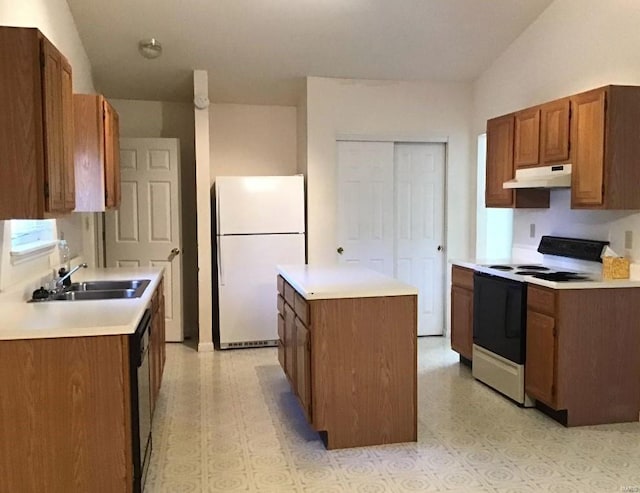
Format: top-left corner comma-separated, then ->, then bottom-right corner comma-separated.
525,310 -> 557,406
571,88 -> 606,207
540,99 -> 570,163
486,114 -> 514,207
60,58 -> 75,211
295,318 -> 312,420
41,37 -> 65,212
514,108 -> 540,168
104,100 -> 121,209
450,286 -> 473,360
284,303 -> 296,384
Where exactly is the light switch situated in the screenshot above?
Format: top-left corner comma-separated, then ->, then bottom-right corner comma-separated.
529,223 -> 536,238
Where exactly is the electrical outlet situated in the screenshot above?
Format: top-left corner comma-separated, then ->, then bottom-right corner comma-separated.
624,230 -> 633,250
529,223 -> 536,238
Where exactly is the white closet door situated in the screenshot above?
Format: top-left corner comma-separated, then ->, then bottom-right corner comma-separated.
337,141 -> 395,276
395,143 -> 446,336
337,140 -> 447,337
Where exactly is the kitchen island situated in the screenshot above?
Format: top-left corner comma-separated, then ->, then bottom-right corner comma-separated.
276,264 -> 418,449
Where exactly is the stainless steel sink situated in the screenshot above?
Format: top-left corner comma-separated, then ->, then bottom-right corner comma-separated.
68,279 -> 150,293
49,289 -> 139,301
42,279 -> 151,301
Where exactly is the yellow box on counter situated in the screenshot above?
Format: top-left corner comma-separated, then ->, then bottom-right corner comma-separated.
602,256 -> 630,280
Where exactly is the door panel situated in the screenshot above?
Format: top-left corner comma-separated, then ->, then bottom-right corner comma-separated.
337,141 -> 395,277
395,143 -> 445,336
337,140 -> 446,337
105,138 -> 183,341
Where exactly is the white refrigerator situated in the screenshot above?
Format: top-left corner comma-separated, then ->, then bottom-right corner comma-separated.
213,175 -> 305,348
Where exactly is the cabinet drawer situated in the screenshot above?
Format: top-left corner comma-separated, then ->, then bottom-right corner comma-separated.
277,294 -> 285,315
278,313 -> 285,340
294,292 -> 309,327
452,265 -> 474,290
284,281 -> 296,307
277,275 -> 285,295
528,285 -> 555,315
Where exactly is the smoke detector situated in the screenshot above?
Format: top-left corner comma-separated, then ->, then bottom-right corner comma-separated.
138,38 -> 162,59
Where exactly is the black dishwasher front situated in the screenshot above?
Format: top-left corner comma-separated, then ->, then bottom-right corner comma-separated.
130,309 -> 152,493
473,272 -> 527,364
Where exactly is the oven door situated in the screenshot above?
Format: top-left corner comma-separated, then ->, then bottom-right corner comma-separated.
473,272 -> 526,364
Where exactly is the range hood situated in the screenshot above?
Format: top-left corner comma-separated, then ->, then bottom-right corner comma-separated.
503,164 -> 572,189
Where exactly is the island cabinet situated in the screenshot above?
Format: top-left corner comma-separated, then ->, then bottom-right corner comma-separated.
450,265 -> 474,362
525,284 -> 640,426
486,114 -> 550,209
276,267 -> 417,449
570,86 -> 640,209
73,94 -> 121,211
0,26 -> 75,219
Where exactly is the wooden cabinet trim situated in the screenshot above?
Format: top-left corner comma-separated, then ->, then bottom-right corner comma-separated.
294,291 -> 309,327
527,285 -> 555,315
277,275 -> 285,295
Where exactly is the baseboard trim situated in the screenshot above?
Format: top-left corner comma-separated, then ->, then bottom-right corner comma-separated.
197,341 -> 214,352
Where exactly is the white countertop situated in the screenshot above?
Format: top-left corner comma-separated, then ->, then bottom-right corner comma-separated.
452,259 -> 640,289
0,267 -> 164,340
277,264 -> 418,300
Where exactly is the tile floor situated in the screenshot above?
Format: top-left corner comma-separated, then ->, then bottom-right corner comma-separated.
146,337 -> 640,493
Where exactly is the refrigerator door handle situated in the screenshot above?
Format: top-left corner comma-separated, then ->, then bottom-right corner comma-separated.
218,240 -> 224,286
216,190 -> 225,286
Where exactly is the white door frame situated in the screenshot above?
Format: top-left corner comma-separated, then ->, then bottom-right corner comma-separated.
336,135 -> 449,336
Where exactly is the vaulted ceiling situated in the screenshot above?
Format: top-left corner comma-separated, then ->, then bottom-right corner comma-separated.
67,0 -> 554,105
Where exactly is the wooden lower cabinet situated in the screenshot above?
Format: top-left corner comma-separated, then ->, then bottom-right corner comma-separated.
150,280 -> 166,415
276,275 -> 417,449
525,285 -> 640,426
525,309 -> 557,407
0,335 -> 133,492
450,266 -> 474,361
0,278 -> 167,492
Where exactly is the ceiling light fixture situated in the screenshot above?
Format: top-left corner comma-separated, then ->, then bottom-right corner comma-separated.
138,38 -> 162,59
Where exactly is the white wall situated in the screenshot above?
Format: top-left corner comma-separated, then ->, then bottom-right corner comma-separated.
210,104 -> 297,178
473,0 -> 640,261
0,0 -> 96,292
110,99 -> 199,339
306,77 -> 474,266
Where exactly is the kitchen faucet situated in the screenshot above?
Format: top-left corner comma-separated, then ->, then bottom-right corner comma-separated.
55,263 -> 88,289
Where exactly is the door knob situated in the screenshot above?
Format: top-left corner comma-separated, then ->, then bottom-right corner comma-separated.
337,247 -> 344,255
168,248 -> 181,261
437,245 -> 443,252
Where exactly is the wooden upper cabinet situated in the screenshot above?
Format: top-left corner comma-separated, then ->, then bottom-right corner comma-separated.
485,114 -> 515,207
570,88 -> 606,207
540,98 -> 570,164
486,114 -> 549,209
74,94 -> 121,211
570,85 -> 640,210
0,27 -> 74,219
514,107 -> 540,168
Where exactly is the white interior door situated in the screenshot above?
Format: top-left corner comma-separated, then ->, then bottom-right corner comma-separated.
395,143 -> 446,336
105,138 -> 183,341
337,140 -> 446,336
336,141 -> 394,276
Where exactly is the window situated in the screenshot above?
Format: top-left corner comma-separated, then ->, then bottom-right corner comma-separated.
9,219 -> 57,262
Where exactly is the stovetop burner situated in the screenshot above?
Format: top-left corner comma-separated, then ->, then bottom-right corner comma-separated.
488,265 -> 513,271
532,272 -> 589,282
516,265 -> 550,271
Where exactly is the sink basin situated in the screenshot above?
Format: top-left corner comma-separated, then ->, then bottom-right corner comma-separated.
68,279 -> 150,292
50,289 -> 139,301
43,279 -> 151,301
